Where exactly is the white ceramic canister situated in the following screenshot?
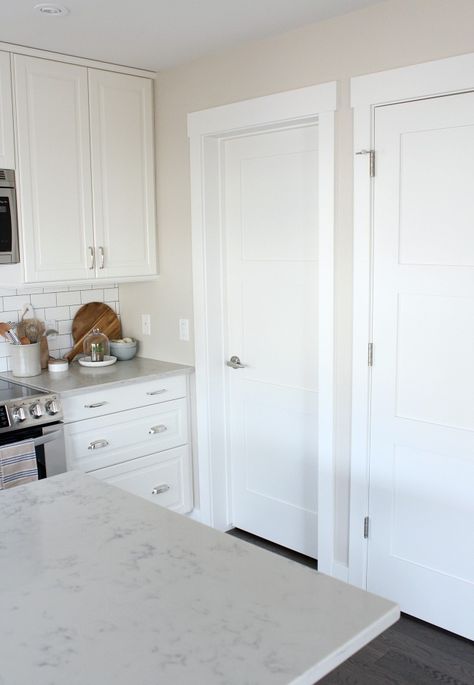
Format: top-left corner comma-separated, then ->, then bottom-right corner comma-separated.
10,342 -> 41,377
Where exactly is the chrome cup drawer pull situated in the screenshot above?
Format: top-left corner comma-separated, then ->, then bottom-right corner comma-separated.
88,439 -> 109,450
146,389 -> 167,396
152,483 -> 170,495
149,424 -> 167,435
84,401 -> 108,408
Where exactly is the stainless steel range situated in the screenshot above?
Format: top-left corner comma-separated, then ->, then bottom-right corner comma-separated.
0,379 -> 66,478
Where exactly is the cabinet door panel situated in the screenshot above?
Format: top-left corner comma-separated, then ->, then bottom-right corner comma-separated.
90,445 -> 193,514
14,56 -> 94,282
89,70 -> 156,278
65,398 -> 188,472
0,51 -> 15,169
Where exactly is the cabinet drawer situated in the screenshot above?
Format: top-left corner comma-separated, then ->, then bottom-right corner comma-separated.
89,445 -> 193,514
65,399 -> 188,472
62,374 -> 187,422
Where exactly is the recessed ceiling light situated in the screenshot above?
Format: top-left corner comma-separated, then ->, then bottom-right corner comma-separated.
34,3 -> 70,17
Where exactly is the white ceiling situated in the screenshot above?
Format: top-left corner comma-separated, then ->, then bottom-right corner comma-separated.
0,0 -> 382,71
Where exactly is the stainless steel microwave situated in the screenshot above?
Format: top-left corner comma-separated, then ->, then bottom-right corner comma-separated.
0,169 -> 19,264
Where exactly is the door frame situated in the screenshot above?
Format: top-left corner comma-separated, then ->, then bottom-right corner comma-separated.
188,82 -> 337,575
349,51 -> 474,588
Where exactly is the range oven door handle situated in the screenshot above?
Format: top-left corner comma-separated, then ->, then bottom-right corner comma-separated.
33,428 -> 64,448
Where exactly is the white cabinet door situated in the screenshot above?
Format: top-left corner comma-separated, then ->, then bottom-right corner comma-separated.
90,445 -> 193,514
0,51 -> 15,169
224,125 -> 319,558
89,70 -> 156,279
368,92 -> 474,640
14,55 -> 94,282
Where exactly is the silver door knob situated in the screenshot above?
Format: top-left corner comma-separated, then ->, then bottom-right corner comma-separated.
227,355 -> 246,369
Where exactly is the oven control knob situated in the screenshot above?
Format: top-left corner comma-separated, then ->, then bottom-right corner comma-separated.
12,406 -> 27,422
45,400 -> 60,415
30,402 -> 43,418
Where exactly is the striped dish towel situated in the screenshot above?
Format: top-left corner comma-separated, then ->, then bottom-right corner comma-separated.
0,440 -> 38,490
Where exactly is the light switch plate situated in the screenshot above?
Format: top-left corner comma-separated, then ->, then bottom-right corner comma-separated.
179,318 -> 190,341
142,314 -> 151,336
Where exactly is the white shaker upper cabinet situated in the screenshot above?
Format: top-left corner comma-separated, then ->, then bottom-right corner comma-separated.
88,70 -> 156,279
0,51 -> 15,169
14,55 -> 95,282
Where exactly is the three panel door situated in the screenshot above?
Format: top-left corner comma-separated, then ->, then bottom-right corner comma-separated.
224,124 -> 319,558
368,92 -> 474,639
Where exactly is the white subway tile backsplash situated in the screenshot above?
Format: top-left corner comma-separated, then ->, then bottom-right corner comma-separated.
56,291 -> 81,306
69,304 -> 82,318
31,293 -> 57,308
104,287 -> 119,302
81,289 -> 104,304
3,295 -> 30,311
57,320 -> 72,335
48,334 -> 72,351
44,306 -> 71,321
0,283 -> 121,370
1,310 -> 21,323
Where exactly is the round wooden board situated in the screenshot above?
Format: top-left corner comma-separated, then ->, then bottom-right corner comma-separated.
66,302 -> 122,362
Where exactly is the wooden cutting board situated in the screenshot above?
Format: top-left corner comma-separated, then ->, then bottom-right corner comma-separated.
66,302 -> 122,362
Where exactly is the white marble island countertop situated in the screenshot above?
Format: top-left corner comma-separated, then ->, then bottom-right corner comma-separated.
0,472 -> 399,685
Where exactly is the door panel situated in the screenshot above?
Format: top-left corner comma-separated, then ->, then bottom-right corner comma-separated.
225,125 -> 318,557
369,92 -> 474,639
14,56 -> 94,282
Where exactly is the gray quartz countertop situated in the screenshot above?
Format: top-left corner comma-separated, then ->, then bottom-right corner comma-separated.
0,471 -> 399,685
0,356 -> 193,397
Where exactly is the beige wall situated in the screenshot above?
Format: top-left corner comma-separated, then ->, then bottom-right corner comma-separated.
120,0 -> 474,565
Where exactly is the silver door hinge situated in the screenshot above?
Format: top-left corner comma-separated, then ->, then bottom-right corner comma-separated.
368,343 -> 373,367
356,149 -> 375,177
364,516 -> 370,539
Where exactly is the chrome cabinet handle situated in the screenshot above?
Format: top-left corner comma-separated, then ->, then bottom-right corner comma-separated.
152,484 -> 170,495
99,246 -> 105,269
84,401 -> 108,408
149,424 -> 167,435
88,439 -> 109,450
88,246 -> 95,270
227,355 -> 246,369
146,389 -> 167,396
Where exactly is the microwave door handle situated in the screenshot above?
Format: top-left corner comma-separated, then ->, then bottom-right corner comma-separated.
33,428 -> 63,448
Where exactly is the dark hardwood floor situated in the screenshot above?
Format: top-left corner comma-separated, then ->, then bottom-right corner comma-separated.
227,528 -> 474,685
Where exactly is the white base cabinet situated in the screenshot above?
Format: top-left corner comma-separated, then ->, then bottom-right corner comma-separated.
90,446 -> 192,514
64,375 -> 193,514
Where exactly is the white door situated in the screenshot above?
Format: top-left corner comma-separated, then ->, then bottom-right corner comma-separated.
88,70 -> 156,279
368,92 -> 474,639
14,56 -> 94,282
224,125 -> 318,558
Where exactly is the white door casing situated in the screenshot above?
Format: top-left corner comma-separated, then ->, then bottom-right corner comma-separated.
188,83 -> 336,574
224,125 -> 319,557
350,53 -> 474,639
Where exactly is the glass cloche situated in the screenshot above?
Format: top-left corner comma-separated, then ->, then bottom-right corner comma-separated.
83,327 -> 110,362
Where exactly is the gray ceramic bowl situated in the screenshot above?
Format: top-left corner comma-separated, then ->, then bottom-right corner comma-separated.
109,341 -> 137,361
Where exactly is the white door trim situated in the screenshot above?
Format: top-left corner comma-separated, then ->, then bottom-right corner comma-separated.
349,51 -> 474,588
188,82 -> 337,575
